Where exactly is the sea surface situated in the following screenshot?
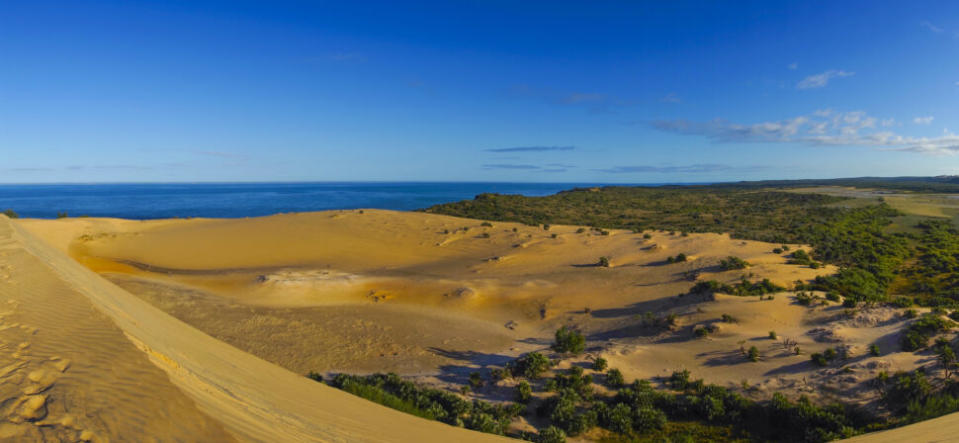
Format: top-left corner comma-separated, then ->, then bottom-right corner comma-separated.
0,182 -> 671,219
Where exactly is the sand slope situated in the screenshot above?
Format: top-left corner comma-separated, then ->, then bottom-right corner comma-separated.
1,215 -> 505,442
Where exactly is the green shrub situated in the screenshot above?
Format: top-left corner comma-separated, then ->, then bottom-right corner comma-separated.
826,292 -> 841,302
592,357 -> 608,372
768,331 -> 777,340
552,326 -> 586,354
721,313 -> 737,323
719,256 -> 750,270
747,346 -> 760,362
869,344 -> 881,356
597,256 -> 610,267
516,381 -> 532,403
606,368 -> 625,388
904,309 -> 918,319
2,209 -> 18,219
536,426 -> 566,443
773,248 -> 783,254
508,352 -> 552,379
811,353 -> 828,367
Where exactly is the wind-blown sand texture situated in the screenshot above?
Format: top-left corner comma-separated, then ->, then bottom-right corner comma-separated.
10,209 -> 954,441
0,215 -> 504,442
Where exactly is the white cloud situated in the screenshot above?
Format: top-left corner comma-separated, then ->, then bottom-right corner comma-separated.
788,63 -> 798,70
660,93 -> 681,104
652,110 -> 959,155
921,21 -> 944,33
797,70 -> 855,89
914,116 -> 935,125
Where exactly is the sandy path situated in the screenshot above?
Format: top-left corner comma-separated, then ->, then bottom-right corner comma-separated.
2,216 -> 505,442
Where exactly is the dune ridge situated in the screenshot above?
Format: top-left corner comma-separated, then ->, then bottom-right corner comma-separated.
1,215 -> 505,442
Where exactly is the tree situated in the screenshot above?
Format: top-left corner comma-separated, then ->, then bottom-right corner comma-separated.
552,326 -> 586,354
597,256 -> 610,267
2,209 -> 18,219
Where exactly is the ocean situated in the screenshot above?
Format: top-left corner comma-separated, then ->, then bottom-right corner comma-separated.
0,182 -> 651,220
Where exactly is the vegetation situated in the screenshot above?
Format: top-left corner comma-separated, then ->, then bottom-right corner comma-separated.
597,256 -> 610,267
323,373 -> 524,434
552,326 -> 586,355
719,256 -> 750,270
507,352 -> 553,379
900,314 -> 955,351
592,357 -> 608,372
2,209 -> 18,219
666,253 -> 688,264
689,278 -> 784,298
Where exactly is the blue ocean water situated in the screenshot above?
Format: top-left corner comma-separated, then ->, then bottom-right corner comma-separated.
0,182 -> 642,220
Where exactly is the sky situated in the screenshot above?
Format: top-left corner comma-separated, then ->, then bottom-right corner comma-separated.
1,0 -> 958,183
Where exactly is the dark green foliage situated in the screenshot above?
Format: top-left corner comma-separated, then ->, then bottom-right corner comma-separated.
669,370 -> 691,390
721,313 -> 736,323
826,292 -> 841,302
606,368 -> 625,388
480,221 -> 493,227
904,309 -> 918,319
811,353 -> 828,367
719,256 -> 750,270
469,371 -> 484,389
323,373 -> 522,434
592,357 -> 608,372
516,380 -> 532,403
508,352 -> 552,379
552,326 -> 586,354
548,366 -> 593,400
747,346 -> 760,362
597,256 -> 610,267
823,348 -> 838,361
773,247 -> 784,254
689,278 -> 784,297
694,326 -> 710,338
536,426 -> 566,443
789,249 -> 815,266
2,209 -> 18,219
869,344 -> 881,356
900,314 -> 955,351
667,253 -> 688,263
307,371 -> 323,382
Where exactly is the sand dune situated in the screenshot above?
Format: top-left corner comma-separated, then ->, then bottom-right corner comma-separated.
1,215 -> 505,442
12,210 -> 948,441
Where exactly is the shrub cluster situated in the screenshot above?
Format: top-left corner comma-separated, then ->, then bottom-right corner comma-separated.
325,373 -> 523,434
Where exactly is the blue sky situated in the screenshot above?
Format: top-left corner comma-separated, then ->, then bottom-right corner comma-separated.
1,1 -> 958,183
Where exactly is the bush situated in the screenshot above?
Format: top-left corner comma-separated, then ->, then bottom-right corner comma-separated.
606,403 -> 633,434
2,209 -> 18,219
606,368 -> 625,388
811,353 -> 828,367
536,426 -> 566,443
552,326 -> 586,354
720,256 -> 750,270
773,248 -> 784,254
826,292 -> 841,302
892,297 -> 914,308
597,256 -> 610,267
869,344 -> 881,356
469,371 -> 484,389
667,253 -> 688,263
768,331 -> 778,340
904,309 -> 918,319
900,314 -> 955,351
516,381 -> 532,403
643,233 -> 652,239
592,357 -> 608,372
633,406 -> 666,432
747,346 -> 760,362
508,352 -> 552,379
721,313 -> 737,323
694,326 -> 710,338
823,348 -> 837,360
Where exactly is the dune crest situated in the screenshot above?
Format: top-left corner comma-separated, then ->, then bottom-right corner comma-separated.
0,215 -> 504,442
